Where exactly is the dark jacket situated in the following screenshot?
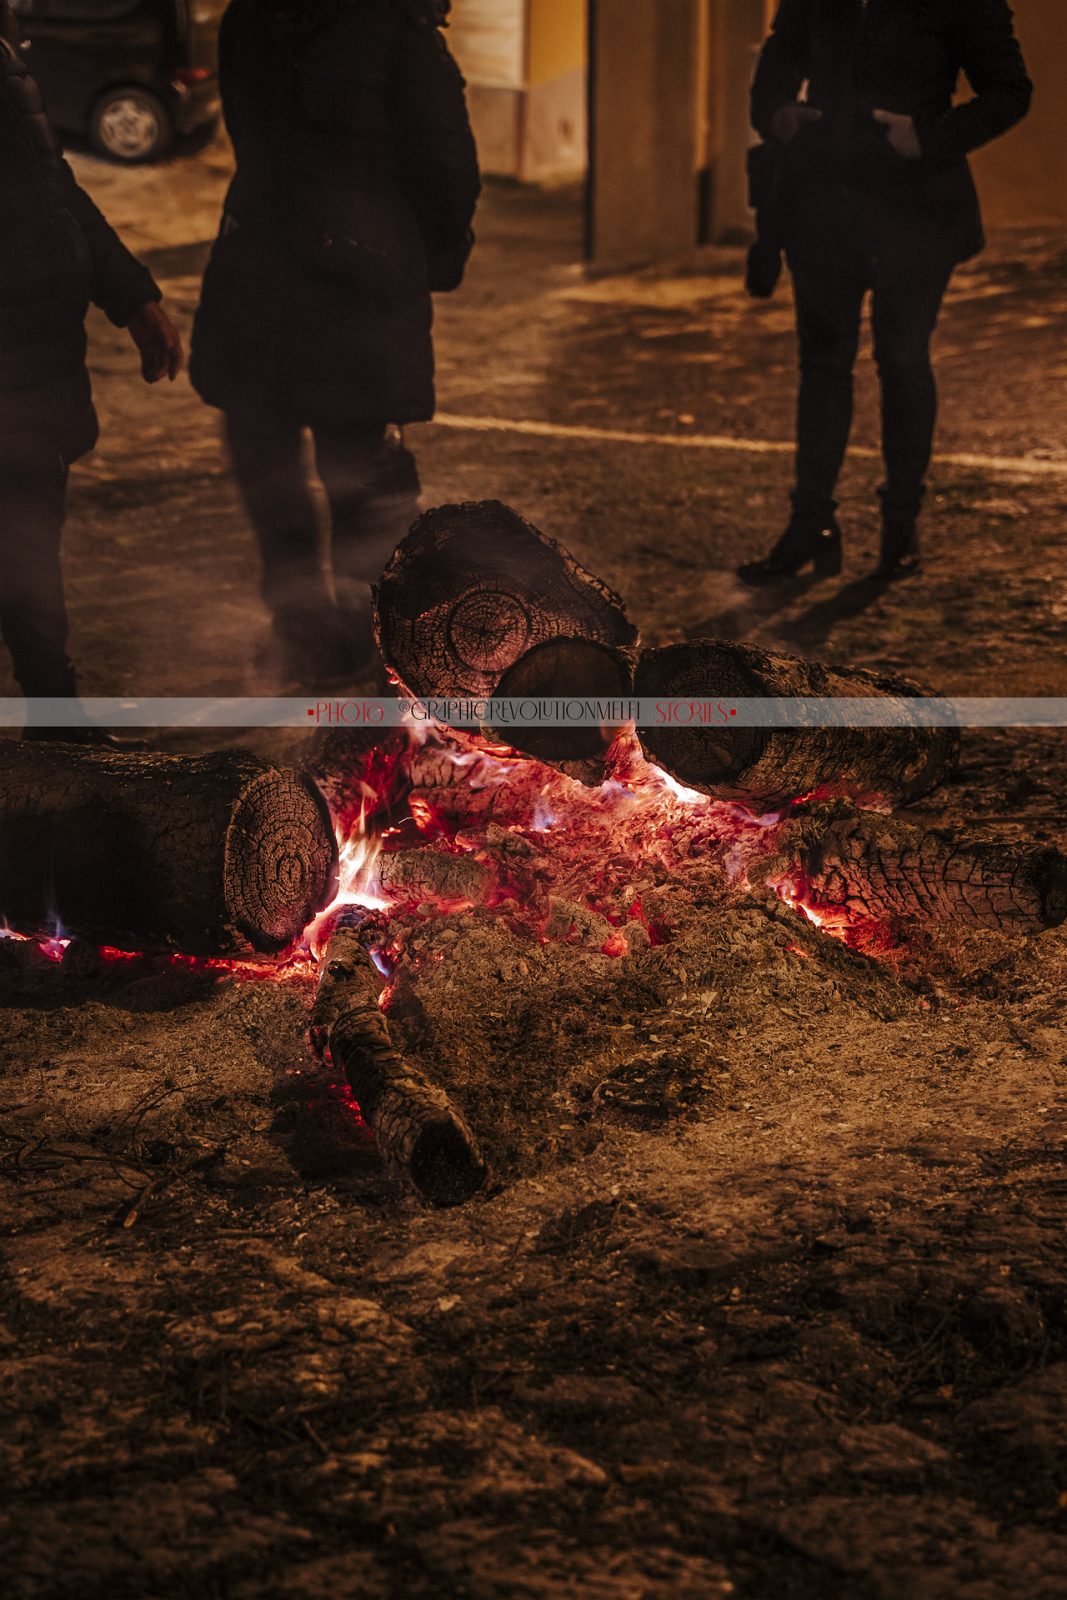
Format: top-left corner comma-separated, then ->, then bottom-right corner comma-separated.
0,40 -> 160,464
190,0 -> 480,426
752,0 -> 1032,271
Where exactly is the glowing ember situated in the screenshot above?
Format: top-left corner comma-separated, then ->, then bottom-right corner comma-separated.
301,725 -> 893,966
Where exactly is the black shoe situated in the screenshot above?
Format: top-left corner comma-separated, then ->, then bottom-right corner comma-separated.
737,518 -> 843,586
876,521 -> 922,580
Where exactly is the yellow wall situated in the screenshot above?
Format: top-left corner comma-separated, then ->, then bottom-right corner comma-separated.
971,0 -> 1066,227
527,0 -> 585,88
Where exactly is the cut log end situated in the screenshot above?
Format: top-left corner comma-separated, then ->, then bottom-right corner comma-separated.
485,636 -> 635,764
375,500 -> 637,700
387,1105 -> 488,1208
226,768 -> 339,952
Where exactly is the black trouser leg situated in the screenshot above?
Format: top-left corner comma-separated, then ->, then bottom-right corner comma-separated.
0,437 -> 75,697
313,424 -> 421,635
789,252 -> 867,525
224,404 -> 332,639
871,266 -> 953,525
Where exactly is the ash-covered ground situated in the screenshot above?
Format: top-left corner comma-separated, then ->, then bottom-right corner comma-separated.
1,142 -> 1065,1599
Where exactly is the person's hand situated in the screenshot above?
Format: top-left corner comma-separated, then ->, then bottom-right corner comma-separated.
873,109 -> 922,160
770,103 -> 822,145
127,301 -> 184,383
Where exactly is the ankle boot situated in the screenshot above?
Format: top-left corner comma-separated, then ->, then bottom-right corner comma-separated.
876,520 -> 922,579
737,517 -> 843,587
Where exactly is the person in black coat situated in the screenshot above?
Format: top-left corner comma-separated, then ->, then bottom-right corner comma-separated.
0,2 -> 183,736
190,0 -> 480,683
738,0 -> 1032,584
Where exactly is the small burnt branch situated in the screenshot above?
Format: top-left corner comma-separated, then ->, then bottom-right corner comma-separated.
312,921 -> 486,1205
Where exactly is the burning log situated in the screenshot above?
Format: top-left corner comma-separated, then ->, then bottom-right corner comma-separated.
312,920 -> 486,1205
634,640 -> 959,809
378,849 -> 493,908
0,743 -> 338,956
374,501 -> 637,700
764,806 -> 1067,933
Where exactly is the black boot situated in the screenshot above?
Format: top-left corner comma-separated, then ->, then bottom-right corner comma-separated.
737,517 -> 843,587
876,519 -> 922,579
875,485 -> 924,579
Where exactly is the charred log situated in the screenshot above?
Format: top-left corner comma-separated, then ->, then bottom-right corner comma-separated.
0,744 -> 338,956
374,501 -> 637,700
634,640 -> 959,809
484,636 -> 635,766
312,921 -> 486,1205
763,807 -> 1067,933
378,849 -> 494,908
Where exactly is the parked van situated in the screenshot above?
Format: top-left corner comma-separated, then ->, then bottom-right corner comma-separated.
12,0 -> 222,162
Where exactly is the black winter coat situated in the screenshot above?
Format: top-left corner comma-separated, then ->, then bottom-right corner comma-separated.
190,0 -> 480,426
0,40 -> 160,463
752,0 -> 1032,271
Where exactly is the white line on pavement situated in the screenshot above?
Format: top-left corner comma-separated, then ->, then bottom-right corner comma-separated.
432,412 -> 1067,481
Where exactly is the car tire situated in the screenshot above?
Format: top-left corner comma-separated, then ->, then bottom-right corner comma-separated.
89,88 -> 173,163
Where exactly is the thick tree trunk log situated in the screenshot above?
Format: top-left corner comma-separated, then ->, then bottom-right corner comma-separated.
484,636 -> 635,767
374,501 -> 637,701
312,921 -> 486,1206
0,744 -> 338,956
634,640 -> 959,810
761,807 -> 1067,933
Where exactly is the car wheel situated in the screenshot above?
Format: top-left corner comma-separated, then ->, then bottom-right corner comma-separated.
90,88 -> 173,163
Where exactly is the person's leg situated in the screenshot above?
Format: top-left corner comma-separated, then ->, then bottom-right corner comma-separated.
224,403 -> 333,653
871,264 -> 953,570
790,252 -> 868,526
0,436 -> 75,699
313,423 -> 421,659
738,241 -> 866,583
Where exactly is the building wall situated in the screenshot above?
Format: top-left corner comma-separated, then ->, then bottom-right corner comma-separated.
448,0 -> 587,182
452,0 -> 1063,254
525,0 -> 587,180
447,0 -> 526,176
970,0 -> 1066,227
588,0 -> 705,266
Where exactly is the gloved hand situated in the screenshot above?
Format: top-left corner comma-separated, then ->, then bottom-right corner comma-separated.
127,301 -> 184,383
872,109 -> 923,160
770,103 -> 822,144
